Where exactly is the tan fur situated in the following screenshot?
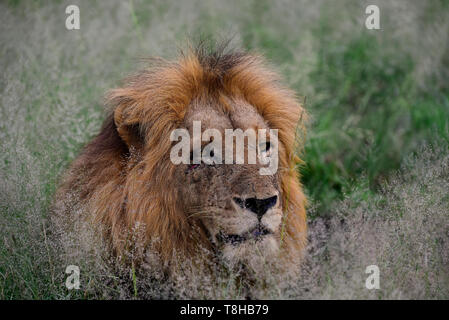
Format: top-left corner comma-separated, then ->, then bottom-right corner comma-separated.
53,47 -> 307,274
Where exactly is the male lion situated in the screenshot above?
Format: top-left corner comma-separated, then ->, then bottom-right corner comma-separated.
53,46 -> 307,296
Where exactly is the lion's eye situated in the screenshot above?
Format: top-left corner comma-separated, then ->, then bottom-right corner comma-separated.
188,151 -> 200,170
259,142 -> 271,156
264,142 -> 271,152
188,149 -> 214,170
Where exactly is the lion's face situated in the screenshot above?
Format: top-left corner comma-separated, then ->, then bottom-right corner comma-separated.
173,98 -> 283,266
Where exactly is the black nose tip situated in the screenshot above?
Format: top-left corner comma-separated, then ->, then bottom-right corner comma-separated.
233,195 -> 278,219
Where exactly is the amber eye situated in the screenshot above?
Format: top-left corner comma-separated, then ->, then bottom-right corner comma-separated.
259,141 -> 271,154
188,149 -> 213,170
188,151 -> 200,170
263,142 -> 271,152
188,148 -> 216,169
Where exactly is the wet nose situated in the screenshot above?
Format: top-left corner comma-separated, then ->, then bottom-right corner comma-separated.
233,195 -> 278,220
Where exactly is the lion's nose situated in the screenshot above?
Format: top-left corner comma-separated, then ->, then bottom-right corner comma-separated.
233,195 -> 278,220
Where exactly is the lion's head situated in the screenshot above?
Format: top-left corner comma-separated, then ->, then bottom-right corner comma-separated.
54,46 -> 307,276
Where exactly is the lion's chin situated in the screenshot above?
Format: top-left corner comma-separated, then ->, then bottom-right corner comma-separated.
220,234 -> 280,270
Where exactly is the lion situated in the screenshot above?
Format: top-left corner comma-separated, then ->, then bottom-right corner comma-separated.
52,45 -> 307,296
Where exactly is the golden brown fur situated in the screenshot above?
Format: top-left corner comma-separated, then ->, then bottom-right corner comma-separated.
53,46 -> 307,276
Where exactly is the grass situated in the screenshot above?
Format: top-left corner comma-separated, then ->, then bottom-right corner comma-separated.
0,0 -> 448,299
304,32 -> 449,214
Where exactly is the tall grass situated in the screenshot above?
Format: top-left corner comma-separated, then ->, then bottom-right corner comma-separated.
0,0 -> 448,299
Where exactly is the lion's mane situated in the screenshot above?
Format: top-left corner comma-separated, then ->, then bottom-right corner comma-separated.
53,46 -> 307,269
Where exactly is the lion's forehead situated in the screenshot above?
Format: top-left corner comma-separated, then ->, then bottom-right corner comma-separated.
184,98 -> 269,134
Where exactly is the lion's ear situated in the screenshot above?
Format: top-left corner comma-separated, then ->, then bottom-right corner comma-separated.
113,105 -> 145,151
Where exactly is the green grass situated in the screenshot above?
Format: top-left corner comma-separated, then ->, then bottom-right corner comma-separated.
1,0 -> 448,299
303,32 -> 449,214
